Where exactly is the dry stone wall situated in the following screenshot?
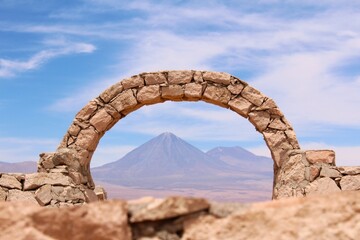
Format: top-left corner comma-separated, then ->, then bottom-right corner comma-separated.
0,70 -> 359,206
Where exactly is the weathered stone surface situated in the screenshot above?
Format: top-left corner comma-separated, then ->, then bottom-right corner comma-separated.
7,189 -> 38,205
305,150 -> 335,165
305,177 -> 341,196
209,202 -> 250,218
168,70 -> 193,84
137,85 -> 161,104
285,129 -> 300,149
84,188 -> 99,202
337,166 -> 360,175
161,85 -> 184,100
228,97 -> 253,117
227,83 -> 244,95
24,173 -> 73,191
144,73 -> 167,85
309,165 -> 321,182
75,100 -> 98,121
128,196 -> 210,223
340,175 -> 360,191
320,166 -> 341,178
122,75 -> 144,89
202,85 -> 231,107
68,123 -> 81,137
248,111 -> 271,131
0,187 -> 7,201
52,148 -> 81,171
109,89 -> 138,113
184,83 -> 203,100
279,153 -> 306,185
193,71 -> 203,83
0,174 -> 22,190
203,71 -> 231,85
90,108 -> 113,132
75,127 -> 100,151
268,118 -> 288,130
94,186 -> 107,201
35,184 -> 52,206
0,200 -> 131,240
182,192 -> 360,240
241,85 -> 265,106
99,82 -> 123,103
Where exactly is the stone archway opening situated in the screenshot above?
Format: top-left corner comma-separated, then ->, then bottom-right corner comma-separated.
38,70 -> 301,199
89,100 -> 275,202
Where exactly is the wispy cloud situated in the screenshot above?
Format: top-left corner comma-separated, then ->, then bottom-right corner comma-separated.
112,101 -> 261,142
0,137 -> 58,163
0,40 -> 95,78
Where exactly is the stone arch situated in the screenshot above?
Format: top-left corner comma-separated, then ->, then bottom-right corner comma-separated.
38,70 -> 302,199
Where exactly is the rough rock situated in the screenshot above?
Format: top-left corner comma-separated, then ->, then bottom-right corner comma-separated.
209,202 -> 250,218
305,150 -> 335,165
75,127 -> 100,151
128,196 -> 210,223
182,192 -> 360,240
161,85 -> 184,100
122,75 -> 144,89
7,189 -> 38,204
228,97 -> 253,117
90,108 -> 113,132
337,166 -> 360,175
143,73 -> 167,85
34,184 -> 52,206
75,100 -> 98,121
305,177 -> 341,196
0,187 -> 7,201
109,89 -> 138,113
268,118 -> 288,130
137,85 -> 161,104
168,70 -> 193,84
248,111 -> 271,132
227,83 -> 244,95
202,85 -> 231,107
99,82 -> 123,103
184,83 -> 203,100
320,166 -> 341,178
24,173 -> 73,191
202,71 -> 231,85
340,175 -> 360,191
0,200 -> 131,240
241,85 -> 265,106
0,174 -> 22,190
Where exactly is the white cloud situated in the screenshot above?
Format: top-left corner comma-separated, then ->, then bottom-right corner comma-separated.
0,40 -> 96,78
112,101 -> 262,142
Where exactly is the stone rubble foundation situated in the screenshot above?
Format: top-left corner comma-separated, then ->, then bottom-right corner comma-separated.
0,192 -> 359,240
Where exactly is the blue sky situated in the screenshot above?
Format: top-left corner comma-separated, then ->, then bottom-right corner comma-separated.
0,0 -> 360,167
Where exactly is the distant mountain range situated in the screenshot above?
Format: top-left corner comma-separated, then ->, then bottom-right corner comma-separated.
92,132 -> 273,189
0,161 -> 37,173
1,132 -> 274,202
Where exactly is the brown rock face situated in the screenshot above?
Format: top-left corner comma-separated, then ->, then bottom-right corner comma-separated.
340,175 -> 360,191
305,150 -> 335,165
0,200 -> 131,240
182,192 -> 360,240
0,174 -> 22,190
128,196 -> 210,223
